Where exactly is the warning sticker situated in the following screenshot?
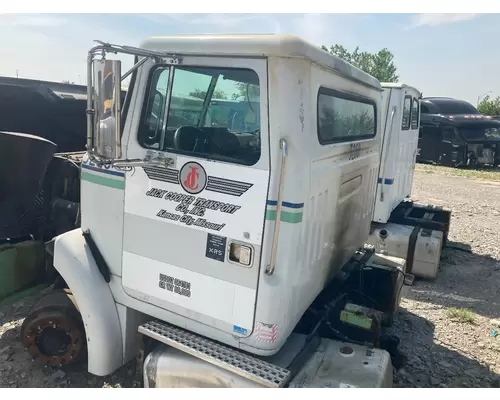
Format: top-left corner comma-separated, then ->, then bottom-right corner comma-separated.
205,233 -> 227,263
255,322 -> 278,343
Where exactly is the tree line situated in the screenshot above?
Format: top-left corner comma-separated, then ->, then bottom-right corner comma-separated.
63,44 -> 500,116
321,45 -> 500,116
477,96 -> 500,116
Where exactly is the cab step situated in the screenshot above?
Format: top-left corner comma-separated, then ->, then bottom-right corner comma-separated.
138,320 -> 291,388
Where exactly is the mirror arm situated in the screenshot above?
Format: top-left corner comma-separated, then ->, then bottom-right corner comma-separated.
86,51 -> 95,152
121,56 -> 149,81
88,152 -> 174,170
87,39 -> 182,163
90,41 -> 180,63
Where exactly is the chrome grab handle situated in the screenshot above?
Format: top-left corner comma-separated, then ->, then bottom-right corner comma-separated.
266,139 -> 288,276
380,107 -> 396,202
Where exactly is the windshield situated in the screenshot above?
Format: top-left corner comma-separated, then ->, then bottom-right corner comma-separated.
138,65 -> 261,166
460,125 -> 500,141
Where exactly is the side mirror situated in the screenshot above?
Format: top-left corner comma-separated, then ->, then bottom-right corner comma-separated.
93,59 -> 122,159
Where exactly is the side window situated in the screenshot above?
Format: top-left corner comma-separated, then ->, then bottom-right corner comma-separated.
411,97 -> 419,130
138,68 -> 171,147
485,127 -> 500,138
137,65 -> 261,166
317,87 -> 376,145
420,104 -> 430,114
402,95 -> 412,130
167,68 -> 260,132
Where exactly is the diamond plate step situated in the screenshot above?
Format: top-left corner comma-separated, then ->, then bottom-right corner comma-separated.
138,320 -> 291,388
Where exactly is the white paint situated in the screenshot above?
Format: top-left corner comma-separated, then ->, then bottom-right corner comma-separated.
120,55 -> 269,339
238,56 -> 381,355
373,83 -> 422,223
80,156 -> 126,277
122,251 -> 256,330
122,49 -> 381,355
139,34 -> 380,90
53,229 -> 123,376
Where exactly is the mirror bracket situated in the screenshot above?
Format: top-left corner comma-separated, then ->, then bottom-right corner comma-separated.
87,40 -> 183,166
88,151 -> 175,171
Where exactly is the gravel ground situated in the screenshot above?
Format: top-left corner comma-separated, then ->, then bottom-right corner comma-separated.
390,165 -> 500,388
0,289 -> 134,388
1,164 -> 500,388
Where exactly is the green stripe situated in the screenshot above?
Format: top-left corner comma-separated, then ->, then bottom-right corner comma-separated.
265,210 -> 303,223
81,171 -> 125,190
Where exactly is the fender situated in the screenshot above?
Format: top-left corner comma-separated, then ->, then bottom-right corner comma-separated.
53,228 -> 123,376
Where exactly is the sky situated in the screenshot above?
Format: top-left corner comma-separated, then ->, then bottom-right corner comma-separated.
0,13 -> 498,106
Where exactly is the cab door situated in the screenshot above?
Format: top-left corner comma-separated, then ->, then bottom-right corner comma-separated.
120,56 -> 270,338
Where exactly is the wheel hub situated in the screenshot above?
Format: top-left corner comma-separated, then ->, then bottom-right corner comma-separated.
22,310 -> 85,367
36,327 -> 72,357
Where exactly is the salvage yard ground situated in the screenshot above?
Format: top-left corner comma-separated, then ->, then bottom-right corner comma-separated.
1,163 -> 500,388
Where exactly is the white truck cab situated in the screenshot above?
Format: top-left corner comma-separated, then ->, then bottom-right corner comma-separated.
21,35 -> 450,388
366,83 -> 451,281
374,83 -> 421,223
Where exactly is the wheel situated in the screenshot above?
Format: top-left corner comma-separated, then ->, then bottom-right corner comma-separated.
21,289 -> 86,367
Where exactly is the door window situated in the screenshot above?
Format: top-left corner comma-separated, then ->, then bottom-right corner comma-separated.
137,65 -> 261,166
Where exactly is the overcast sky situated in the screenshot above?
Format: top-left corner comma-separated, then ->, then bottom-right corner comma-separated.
0,13 -> 496,105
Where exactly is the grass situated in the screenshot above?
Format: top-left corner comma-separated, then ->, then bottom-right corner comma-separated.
415,163 -> 500,181
446,307 -> 476,324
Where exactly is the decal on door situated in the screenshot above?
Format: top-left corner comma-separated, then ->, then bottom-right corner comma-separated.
145,186 -> 242,232
126,158 -> 268,243
122,251 -> 256,329
142,162 -> 254,197
233,325 -> 248,336
158,273 -> 192,298
179,161 -> 207,195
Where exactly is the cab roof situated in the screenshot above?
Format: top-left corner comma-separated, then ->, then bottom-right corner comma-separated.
139,34 -> 382,91
381,82 -> 421,96
421,97 -> 480,115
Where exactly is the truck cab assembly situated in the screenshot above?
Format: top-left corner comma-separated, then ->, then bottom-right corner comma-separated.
12,34 -> 452,388
417,97 -> 500,168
